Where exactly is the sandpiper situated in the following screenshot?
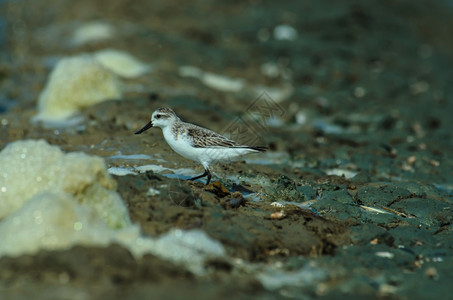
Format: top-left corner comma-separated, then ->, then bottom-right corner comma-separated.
135,107 -> 266,184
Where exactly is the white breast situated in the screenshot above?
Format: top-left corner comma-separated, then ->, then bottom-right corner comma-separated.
161,127 -> 257,165
162,127 -> 200,162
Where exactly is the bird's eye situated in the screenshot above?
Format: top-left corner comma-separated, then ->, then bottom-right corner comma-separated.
155,114 -> 161,119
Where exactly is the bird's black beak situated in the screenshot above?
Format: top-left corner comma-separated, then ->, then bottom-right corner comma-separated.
135,121 -> 153,134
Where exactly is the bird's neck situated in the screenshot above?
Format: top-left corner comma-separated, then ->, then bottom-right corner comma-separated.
163,120 -> 183,140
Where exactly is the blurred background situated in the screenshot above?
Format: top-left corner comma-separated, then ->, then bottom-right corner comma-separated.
2,0 -> 452,119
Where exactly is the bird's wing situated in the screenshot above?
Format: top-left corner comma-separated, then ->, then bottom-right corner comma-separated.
187,125 -> 245,148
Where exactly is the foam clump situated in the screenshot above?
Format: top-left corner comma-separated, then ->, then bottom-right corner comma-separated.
179,65 -> 245,92
273,24 -> 298,41
72,21 -> 115,46
0,193 -> 118,256
35,54 -> 122,122
0,139 -> 129,228
151,229 -> 226,273
0,140 -> 226,274
94,49 -> 151,78
127,229 -> 226,274
257,264 -> 326,290
178,65 -> 293,101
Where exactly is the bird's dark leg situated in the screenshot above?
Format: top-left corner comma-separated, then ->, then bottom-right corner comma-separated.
188,168 -> 211,185
206,170 -> 212,185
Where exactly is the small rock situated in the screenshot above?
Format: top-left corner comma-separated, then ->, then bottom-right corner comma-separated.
407,156 -> 417,166
270,211 -> 286,220
223,192 -> 246,209
425,267 -> 439,280
205,181 -> 230,197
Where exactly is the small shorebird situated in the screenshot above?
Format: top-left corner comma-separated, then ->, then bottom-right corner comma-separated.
135,107 -> 266,184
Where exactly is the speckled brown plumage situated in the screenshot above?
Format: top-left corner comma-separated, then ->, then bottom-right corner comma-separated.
164,111 -> 265,149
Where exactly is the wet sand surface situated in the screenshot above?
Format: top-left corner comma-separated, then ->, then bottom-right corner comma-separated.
1,0 -> 453,299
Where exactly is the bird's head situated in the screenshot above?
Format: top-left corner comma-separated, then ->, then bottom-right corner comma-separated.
135,107 -> 179,134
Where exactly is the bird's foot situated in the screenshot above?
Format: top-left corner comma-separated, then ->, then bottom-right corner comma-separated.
188,169 -> 212,185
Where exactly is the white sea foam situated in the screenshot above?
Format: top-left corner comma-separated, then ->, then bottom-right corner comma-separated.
0,140 -> 225,274
34,54 -> 122,123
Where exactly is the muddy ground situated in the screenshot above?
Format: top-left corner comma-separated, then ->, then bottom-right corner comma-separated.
1,0 -> 453,299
